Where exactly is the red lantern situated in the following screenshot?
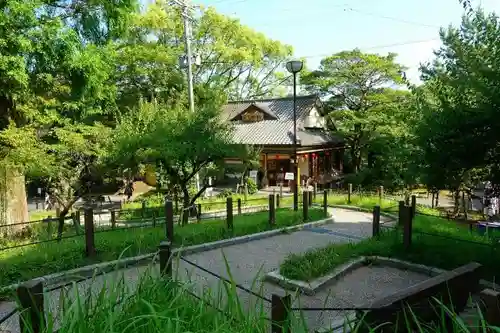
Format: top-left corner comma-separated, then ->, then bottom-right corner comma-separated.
276,154 -> 280,159
312,153 -> 316,159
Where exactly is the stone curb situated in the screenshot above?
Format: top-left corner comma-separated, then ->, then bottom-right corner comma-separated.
264,256 -> 446,296
264,257 -> 367,296
1,214 -> 334,294
0,252 -> 159,297
173,216 -> 333,257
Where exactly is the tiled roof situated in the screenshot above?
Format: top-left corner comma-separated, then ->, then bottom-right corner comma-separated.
222,95 -> 342,146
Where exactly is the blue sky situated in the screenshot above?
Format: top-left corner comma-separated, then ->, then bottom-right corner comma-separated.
192,0 -> 500,84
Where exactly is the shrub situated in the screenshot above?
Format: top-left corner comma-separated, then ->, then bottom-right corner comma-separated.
246,177 -> 257,195
216,189 -> 233,198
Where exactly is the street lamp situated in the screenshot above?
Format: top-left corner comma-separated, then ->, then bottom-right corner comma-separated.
286,60 -> 303,211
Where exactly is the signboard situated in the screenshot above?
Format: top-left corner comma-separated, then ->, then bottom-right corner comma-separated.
37,188 -> 42,195
249,170 -> 258,178
285,172 -> 294,180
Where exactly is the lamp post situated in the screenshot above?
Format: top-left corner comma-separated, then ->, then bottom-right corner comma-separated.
286,60 -> 304,211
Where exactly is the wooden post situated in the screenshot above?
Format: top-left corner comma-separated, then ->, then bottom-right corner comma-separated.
411,195 -> 417,218
111,210 -> 116,229
152,211 -> 157,227
308,190 -> 313,205
197,204 -> 201,222
71,212 -> 80,235
303,191 -> 308,221
45,216 -> 52,239
56,213 -> 66,239
84,209 -> 96,257
403,206 -> 413,250
431,192 -> 435,208
405,195 -> 410,206
237,198 -> 242,215
164,200 -> 174,242
462,192 -> 468,220
323,189 -> 328,217
159,241 -> 172,278
379,185 -> 384,201
372,205 -> 381,238
276,194 -> 280,208
398,200 -> 406,227
271,294 -> 291,333
141,201 -> 146,219
226,197 -> 233,230
348,183 -> 352,204
17,279 -> 45,333
479,288 -> 500,327
269,194 -> 276,225
435,191 -> 440,207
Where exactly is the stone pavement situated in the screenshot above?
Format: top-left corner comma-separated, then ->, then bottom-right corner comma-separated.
1,208 -> 403,333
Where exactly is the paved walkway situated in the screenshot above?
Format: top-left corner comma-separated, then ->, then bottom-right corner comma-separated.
1,208 -> 396,332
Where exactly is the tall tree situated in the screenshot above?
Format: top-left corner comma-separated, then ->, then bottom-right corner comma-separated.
302,49 -> 406,173
0,0 -> 136,226
417,9 -> 500,198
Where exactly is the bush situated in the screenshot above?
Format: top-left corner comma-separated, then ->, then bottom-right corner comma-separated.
246,178 -> 257,195
216,189 -> 233,198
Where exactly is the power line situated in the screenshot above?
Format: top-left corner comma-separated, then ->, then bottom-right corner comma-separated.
298,38 -> 441,59
203,0 -> 440,30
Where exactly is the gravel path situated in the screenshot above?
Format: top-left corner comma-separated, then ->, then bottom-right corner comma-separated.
0,208 -> 421,333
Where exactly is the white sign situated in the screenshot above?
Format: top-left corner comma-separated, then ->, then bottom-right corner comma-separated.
285,172 -> 294,180
249,170 -> 258,178
37,188 -> 42,195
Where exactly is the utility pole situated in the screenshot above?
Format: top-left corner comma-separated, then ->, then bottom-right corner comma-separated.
171,0 -> 200,192
181,0 -> 195,115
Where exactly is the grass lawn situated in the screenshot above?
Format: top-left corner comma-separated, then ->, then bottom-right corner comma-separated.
0,208 -> 325,289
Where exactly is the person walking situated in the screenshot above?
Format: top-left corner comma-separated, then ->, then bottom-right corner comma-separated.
124,181 -> 134,201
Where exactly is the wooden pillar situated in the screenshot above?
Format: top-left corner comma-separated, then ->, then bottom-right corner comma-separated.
84,209 -> 95,257
303,191 -> 308,221
373,205 -> 381,237
271,294 -> 291,333
398,201 -> 405,227
479,288 -> 500,327
237,198 -> 242,215
111,210 -> 116,229
269,194 -> 276,225
17,279 -> 45,333
159,241 -> 172,278
403,206 -> 413,250
226,197 -> 233,230
411,195 -> 417,218
323,190 -> 328,216
348,183 -> 352,204
165,200 -> 174,242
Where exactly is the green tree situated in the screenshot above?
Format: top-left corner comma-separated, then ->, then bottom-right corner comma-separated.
417,9 -> 500,201
108,98 -> 238,224
302,49 -> 407,174
0,0 -> 136,226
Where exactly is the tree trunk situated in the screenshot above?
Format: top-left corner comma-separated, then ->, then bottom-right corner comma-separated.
0,166 -> 29,233
181,186 -> 190,226
453,189 -> 460,214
